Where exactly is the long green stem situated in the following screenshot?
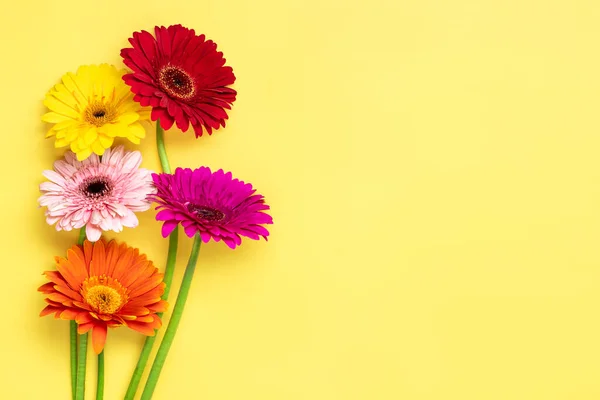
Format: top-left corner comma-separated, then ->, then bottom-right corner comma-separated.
124,120 -> 180,400
96,351 -> 104,400
70,227 -> 86,400
124,229 -> 179,400
140,235 -> 202,400
75,330 -> 88,400
70,321 -> 77,400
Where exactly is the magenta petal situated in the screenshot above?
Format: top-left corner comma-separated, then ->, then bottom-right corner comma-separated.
156,209 -> 176,221
161,220 -> 178,237
183,223 -> 198,238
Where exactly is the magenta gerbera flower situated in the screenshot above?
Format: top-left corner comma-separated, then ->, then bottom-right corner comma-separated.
38,146 -> 156,241
121,25 -> 237,138
151,167 -> 272,249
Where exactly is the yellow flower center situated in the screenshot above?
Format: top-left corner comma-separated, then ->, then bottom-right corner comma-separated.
84,101 -> 117,127
82,275 -> 128,315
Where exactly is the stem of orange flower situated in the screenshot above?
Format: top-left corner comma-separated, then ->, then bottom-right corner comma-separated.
140,234 -> 202,400
75,330 -> 88,400
96,351 -> 104,400
123,121 -> 180,400
70,227 -> 86,400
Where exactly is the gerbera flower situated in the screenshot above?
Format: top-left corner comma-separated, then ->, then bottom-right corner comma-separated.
151,167 -> 272,249
39,239 -> 168,354
38,146 -> 155,241
42,64 -> 150,161
121,25 -> 236,137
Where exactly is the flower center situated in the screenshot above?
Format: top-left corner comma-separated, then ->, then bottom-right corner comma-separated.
187,204 -> 226,222
80,176 -> 112,198
159,66 -> 196,99
84,102 -> 116,127
82,275 -> 127,315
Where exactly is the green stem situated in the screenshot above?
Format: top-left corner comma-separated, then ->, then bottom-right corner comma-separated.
96,351 -> 104,400
123,229 -> 179,400
123,120 -> 180,400
156,121 -> 172,173
140,235 -> 202,400
70,227 -> 86,400
75,331 -> 88,400
70,321 -> 77,400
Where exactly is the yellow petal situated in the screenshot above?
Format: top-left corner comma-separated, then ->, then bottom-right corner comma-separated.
43,95 -> 80,119
91,140 -> 106,155
128,122 -> 146,139
126,135 -> 141,145
76,148 -> 93,161
98,134 -> 113,148
42,112 -> 71,124
55,138 -> 69,147
84,127 -> 98,145
115,112 -> 139,125
45,129 -> 57,138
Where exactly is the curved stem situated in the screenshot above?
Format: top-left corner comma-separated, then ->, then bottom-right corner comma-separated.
124,120 -> 180,400
75,331 -> 88,400
70,227 -> 86,400
124,229 -> 179,400
96,351 -> 104,400
140,235 -> 202,400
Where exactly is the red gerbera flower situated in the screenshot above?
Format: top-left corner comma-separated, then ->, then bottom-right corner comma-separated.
121,25 -> 237,137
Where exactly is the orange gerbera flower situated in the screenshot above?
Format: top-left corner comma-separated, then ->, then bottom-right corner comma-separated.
39,239 -> 168,354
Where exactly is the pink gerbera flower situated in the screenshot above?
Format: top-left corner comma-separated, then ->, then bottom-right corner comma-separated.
151,167 -> 273,249
121,25 -> 236,137
38,146 -> 155,241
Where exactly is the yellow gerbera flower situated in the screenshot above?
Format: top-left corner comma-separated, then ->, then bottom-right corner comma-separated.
42,64 -> 150,161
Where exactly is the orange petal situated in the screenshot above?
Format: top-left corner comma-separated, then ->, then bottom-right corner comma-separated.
60,309 -> 80,320
90,240 -> 107,276
126,320 -> 156,336
83,240 -> 94,267
47,292 -> 71,304
147,300 -> 168,313
134,315 -> 155,323
111,248 -> 136,283
40,305 -> 62,317
55,257 -> 85,290
104,240 -> 120,276
76,312 -> 93,324
38,282 -> 56,294
128,275 -> 163,298
44,270 -> 69,287
54,284 -> 82,301
92,324 -> 107,354
78,322 -> 94,334
118,305 -> 150,316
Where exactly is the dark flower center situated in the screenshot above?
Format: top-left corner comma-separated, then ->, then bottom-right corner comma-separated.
159,66 -> 196,99
84,102 -> 116,127
82,177 -> 112,198
187,204 -> 226,222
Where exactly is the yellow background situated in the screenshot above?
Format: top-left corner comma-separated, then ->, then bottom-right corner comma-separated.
2,0 -> 600,398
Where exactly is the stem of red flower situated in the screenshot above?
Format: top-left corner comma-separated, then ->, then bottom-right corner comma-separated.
124,229 -> 179,400
70,227 -> 86,400
123,121 -> 180,400
140,234 -> 202,400
156,121 -> 172,173
96,351 -> 104,400
75,330 -> 88,400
